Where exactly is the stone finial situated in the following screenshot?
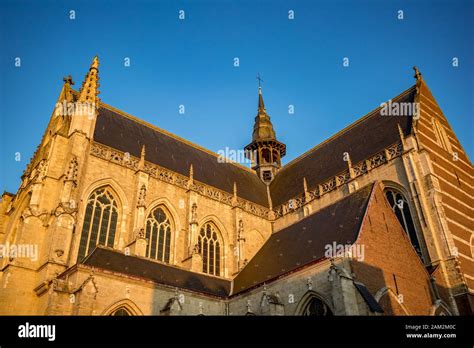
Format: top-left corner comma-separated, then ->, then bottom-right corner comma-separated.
141,144 -> 146,159
303,177 -> 311,202
232,182 -> 238,206
413,66 -> 422,81
187,164 -> 194,189
78,56 -> 100,106
63,75 -> 74,86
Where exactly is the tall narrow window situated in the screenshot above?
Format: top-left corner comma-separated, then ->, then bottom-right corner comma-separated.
198,223 -> 222,276
385,189 -> 422,258
145,207 -> 171,263
78,187 -> 118,261
432,118 -> 452,153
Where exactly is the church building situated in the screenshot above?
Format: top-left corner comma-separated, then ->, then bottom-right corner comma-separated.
0,57 -> 472,315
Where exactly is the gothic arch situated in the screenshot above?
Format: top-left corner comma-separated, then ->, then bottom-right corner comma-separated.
143,198 -> 182,264
245,229 -> 266,258
197,215 -> 230,248
145,197 -> 181,232
430,300 -> 453,316
381,180 -> 426,260
102,299 -> 143,316
295,291 -> 334,316
144,202 -> 177,264
197,217 -> 227,276
4,193 -> 30,245
74,180 -> 127,261
375,287 -> 410,315
81,178 -> 129,211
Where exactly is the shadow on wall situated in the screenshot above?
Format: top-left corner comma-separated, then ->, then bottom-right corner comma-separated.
350,260 -> 459,316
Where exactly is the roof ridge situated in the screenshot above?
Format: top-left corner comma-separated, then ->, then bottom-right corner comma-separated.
279,85 -> 417,172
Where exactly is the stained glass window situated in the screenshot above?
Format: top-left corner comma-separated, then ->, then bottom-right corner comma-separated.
145,207 -> 171,263
198,223 -> 222,276
78,187 -> 118,261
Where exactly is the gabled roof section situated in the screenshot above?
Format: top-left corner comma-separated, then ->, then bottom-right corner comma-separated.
232,183 -> 374,294
93,104 -> 269,207
269,86 -> 416,207
81,246 -> 231,297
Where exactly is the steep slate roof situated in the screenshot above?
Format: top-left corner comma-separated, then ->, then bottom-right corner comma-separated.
232,183 -> 374,294
93,105 -> 270,207
269,86 -> 416,207
82,246 -> 231,297
92,85 -> 415,210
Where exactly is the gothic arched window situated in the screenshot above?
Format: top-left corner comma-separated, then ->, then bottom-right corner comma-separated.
78,187 -> 119,261
145,207 -> 171,263
384,189 -> 422,257
111,307 -> 131,316
302,297 -> 333,316
198,223 -> 222,276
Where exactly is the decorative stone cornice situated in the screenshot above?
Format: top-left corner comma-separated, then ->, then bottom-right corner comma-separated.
90,142 -> 271,219
273,141 -> 404,218
90,140 -> 404,221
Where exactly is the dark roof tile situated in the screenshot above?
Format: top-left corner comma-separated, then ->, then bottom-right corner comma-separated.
81,247 -> 231,297
269,86 -> 416,207
94,106 -> 269,207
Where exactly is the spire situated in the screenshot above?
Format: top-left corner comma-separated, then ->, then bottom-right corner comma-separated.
78,56 -> 100,106
251,86 -> 276,141
258,86 -> 265,112
244,82 -> 286,183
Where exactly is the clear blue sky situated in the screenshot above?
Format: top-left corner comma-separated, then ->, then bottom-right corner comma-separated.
1,0 -> 473,193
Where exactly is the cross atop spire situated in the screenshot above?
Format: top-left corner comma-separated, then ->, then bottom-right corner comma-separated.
256,73 -> 264,88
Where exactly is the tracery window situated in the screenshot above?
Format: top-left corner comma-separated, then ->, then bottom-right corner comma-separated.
302,297 -> 333,316
145,207 -> 172,263
198,223 -> 222,276
78,187 -> 118,261
384,189 -> 422,257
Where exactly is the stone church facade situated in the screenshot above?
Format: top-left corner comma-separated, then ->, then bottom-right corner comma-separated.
0,57 -> 472,316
